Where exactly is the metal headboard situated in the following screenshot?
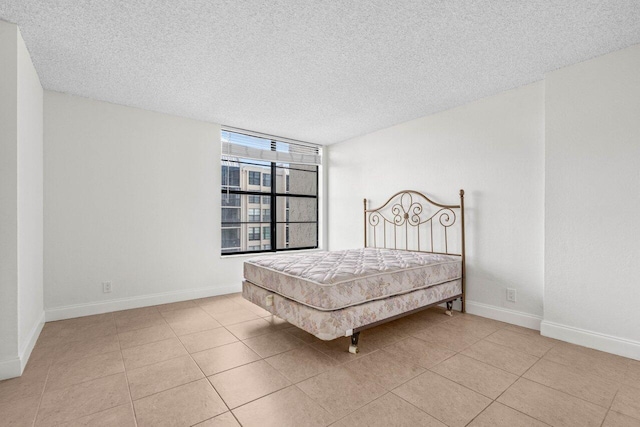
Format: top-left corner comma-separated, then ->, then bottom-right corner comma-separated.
364,189 -> 465,257
364,189 -> 466,312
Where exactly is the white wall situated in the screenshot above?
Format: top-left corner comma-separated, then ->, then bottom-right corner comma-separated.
17,26 -> 44,367
328,82 -> 545,327
0,20 -> 19,372
0,20 -> 44,379
543,45 -> 640,358
44,92 -> 269,319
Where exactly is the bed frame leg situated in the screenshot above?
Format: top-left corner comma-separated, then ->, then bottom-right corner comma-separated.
445,301 -> 453,317
349,332 -> 360,354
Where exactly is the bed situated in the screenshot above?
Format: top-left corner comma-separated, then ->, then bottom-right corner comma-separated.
242,189 -> 466,353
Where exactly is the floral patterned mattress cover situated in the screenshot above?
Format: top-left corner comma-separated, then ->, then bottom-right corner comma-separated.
244,248 -> 462,311
243,278 -> 462,340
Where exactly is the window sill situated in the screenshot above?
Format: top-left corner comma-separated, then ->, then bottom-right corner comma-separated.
219,247 -> 324,259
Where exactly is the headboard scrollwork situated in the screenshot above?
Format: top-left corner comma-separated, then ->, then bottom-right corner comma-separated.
364,189 -> 465,256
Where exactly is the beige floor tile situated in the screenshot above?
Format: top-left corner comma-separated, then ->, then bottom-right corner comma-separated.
118,323 -> 176,349
127,355 -> 204,399
343,349 -> 425,390
381,337 -> 455,369
59,403 -> 137,427
232,385 -> 335,427
243,330 -> 305,357
310,336 -> 376,363
134,379 -> 227,427
195,412 -> 241,426
543,343 -> 629,383
265,345 -> 338,383
358,325 -> 408,349
161,307 -> 222,336
461,339 -> 539,375
166,315 -> 222,336
36,373 -> 130,426
232,298 -> 273,317
296,366 -> 386,418
385,316 -> 434,336
113,306 -> 160,321
485,329 -> 556,357
627,360 -> 640,387
192,341 -> 261,376
196,294 -> 235,305
199,299 -> 244,316
0,363 -> 49,403
116,312 -> 167,333
0,395 -> 40,426
393,371 -> 491,427
121,337 -> 187,370
49,321 -> 118,344
331,393 -> 445,427
210,309 -> 261,326
226,318 -> 274,340
523,358 -> 619,407
261,315 -> 291,330
603,410 -> 640,427
179,328 -> 238,353
439,316 -> 505,338
45,313 -> 112,328
46,350 -> 125,391
159,306 -> 210,321
208,360 -> 291,409
51,334 -> 121,363
611,384 -> 640,420
155,300 -> 197,312
282,326 -> 322,344
467,402 -> 548,427
410,324 -> 482,352
430,353 -> 518,399
497,378 -> 607,427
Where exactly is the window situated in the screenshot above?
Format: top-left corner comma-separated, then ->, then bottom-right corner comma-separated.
248,171 -> 260,185
221,229 -> 240,253
248,227 -> 260,240
248,208 -> 260,222
221,128 -> 320,255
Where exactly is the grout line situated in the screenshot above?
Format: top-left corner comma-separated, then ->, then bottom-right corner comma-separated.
30,359 -> 52,427
116,329 -> 139,427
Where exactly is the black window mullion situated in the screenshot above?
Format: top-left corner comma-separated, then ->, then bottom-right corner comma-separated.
270,140 -> 277,252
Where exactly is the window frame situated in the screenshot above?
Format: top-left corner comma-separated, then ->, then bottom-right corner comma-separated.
220,131 -> 319,256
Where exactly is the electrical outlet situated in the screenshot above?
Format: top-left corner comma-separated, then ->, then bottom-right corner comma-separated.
506,288 -> 516,302
103,281 -> 112,293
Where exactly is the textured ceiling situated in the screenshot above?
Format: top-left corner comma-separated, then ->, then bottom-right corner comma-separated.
1,1 -> 640,144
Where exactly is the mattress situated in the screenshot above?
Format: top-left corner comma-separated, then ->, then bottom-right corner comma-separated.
243,279 -> 462,340
244,248 -> 461,311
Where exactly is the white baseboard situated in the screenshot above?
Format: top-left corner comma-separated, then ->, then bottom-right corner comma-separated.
19,311 -> 45,372
541,320 -> 640,361
465,300 -> 542,331
46,284 -> 242,322
0,311 -> 45,380
0,357 -> 21,381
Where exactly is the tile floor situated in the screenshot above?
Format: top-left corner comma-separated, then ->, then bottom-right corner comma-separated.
2,293 -> 639,426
